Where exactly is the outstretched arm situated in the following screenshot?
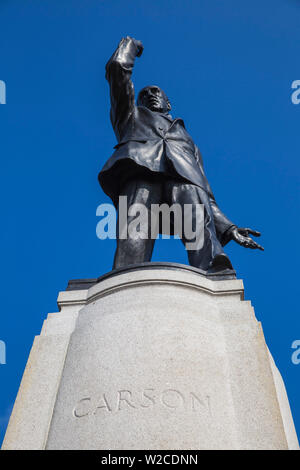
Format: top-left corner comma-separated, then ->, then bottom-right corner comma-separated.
105,36 -> 143,140
194,146 -> 264,250
211,200 -> 264,250
194,146 -> 236,244
211,195 -> 264,250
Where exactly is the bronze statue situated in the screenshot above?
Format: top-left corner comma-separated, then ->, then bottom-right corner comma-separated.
98,37 -> 263,272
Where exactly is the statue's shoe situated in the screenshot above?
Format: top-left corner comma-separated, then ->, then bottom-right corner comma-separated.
208,253 -> 233,272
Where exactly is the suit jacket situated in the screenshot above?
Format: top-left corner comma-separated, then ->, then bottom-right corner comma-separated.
98,37 -> 236,245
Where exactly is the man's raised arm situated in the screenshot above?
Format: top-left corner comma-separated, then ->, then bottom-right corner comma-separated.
105,36 -> 143,140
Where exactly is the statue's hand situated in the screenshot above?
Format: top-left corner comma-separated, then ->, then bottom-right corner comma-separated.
122,36 -> 144,57
230,227 -> 264,251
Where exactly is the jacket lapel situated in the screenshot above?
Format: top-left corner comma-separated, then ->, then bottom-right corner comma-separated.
166,117 -> 186,131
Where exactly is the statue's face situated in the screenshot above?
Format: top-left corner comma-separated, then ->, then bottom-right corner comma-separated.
137,86 -> 171,113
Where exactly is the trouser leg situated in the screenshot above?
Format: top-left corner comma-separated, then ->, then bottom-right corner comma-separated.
113,178 -> 162,269
167,181 -> 225,271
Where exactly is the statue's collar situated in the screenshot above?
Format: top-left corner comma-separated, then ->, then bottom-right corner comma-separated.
161,113 -> 185,129
159,112 -> 173,122
138,106 -> 185,127
164,113 -> 173,119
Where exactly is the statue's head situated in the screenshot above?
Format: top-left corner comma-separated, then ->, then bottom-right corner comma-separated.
137,86 -> 171,113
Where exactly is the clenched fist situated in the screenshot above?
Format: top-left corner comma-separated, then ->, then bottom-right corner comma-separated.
121,36 -> 144,57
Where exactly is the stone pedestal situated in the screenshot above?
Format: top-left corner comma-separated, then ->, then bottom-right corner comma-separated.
2,264 -> 299,450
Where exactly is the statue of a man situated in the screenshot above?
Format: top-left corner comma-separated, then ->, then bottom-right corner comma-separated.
98,37 -> 263,272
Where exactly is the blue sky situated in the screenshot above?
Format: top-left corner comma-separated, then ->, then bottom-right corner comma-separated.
0,0 -> 299,446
